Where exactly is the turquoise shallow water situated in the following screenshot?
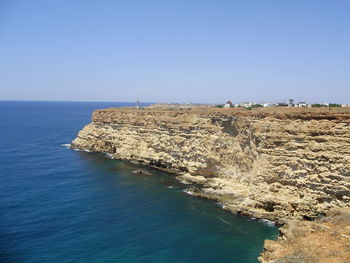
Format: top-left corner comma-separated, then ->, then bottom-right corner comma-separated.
0,101 -> 278,263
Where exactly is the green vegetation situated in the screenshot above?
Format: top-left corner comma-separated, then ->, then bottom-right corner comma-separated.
312,103 -> 341,107
312,104 -> 328,107
216,104 -> 224,108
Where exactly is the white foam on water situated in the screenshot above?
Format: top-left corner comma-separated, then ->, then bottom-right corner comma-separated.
61,143 -> 71,148
167,186 -> 174,189
105,153 -> 114,159
179,180 -> 191,185
216,202 -> 223,208
183,189 -> 194,196
216,202 -> 228,209
73,148 -> 91,153
259,218 -> 275,227
218,216 -> 232,225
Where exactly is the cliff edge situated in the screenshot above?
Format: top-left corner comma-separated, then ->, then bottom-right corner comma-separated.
72,107 -> 350,262
72,107 -> 350,224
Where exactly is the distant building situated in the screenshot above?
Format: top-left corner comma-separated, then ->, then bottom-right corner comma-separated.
288,99 -> 294,108
295,102 -> 311,108
295,102 -> 303,107
260,102 -> 274,108
237,102 -> 255,108
341,104 -> 350,107
224,100 -> 233,108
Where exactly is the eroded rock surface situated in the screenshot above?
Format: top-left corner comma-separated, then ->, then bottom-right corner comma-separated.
259,208 -> 350,263
72,108 -> 350,223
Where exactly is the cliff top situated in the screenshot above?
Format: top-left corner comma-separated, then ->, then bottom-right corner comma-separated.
96,107 -> 350,120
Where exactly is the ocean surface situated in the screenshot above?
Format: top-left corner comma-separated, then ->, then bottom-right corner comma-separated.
0,101 -> 278,263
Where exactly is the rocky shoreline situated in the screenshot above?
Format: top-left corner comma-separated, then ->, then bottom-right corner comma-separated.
71,107 -> 350,262
259,208 -> 350,263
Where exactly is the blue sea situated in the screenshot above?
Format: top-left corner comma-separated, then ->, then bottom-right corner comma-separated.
0,101 -> 277,263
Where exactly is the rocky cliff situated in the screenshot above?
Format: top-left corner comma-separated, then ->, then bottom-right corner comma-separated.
259,208 -> 350,263
72,107 -> 350,225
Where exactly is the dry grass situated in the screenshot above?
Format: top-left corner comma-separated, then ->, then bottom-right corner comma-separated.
260,209 -> 350,263
101,106 -> 350,121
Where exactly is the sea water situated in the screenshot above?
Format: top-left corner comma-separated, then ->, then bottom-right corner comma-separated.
0,101 -> 278,263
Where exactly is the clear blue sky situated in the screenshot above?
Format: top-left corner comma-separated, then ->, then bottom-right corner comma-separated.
1,0 -> 349,103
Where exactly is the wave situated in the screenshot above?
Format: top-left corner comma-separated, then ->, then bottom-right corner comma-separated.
105,153 -> 114,159
218,216 -> 232,225
216,202 -> 226,209
61,143 -> 71,148
183,189 -> 194,196
259,218 -> 275,227
73,148 -> 91,153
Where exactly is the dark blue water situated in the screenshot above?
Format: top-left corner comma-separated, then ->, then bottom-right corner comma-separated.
0,101 -> 277,263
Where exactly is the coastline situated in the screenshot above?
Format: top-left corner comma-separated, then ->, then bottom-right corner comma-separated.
71,107 -> 350,262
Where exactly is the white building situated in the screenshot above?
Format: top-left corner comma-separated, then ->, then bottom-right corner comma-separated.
237,102 -> 255,108
260,102 -> 274,108
223,100 -> 233,108
295,102 -> 312,108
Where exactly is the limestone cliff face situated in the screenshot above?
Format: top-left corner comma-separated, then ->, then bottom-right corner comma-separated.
72,108 -> 350,223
